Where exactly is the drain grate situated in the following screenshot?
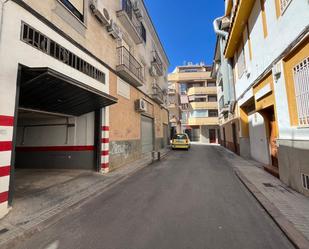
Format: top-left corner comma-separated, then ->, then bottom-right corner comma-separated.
0,228 -> 9,235
263,183 -> 275,187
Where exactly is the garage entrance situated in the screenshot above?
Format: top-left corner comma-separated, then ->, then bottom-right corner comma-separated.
141,115 -> 154,153
15,109 -> 97,170
8,65 -> 117,205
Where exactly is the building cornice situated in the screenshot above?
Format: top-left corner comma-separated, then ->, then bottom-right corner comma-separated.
224,0 -> 255,58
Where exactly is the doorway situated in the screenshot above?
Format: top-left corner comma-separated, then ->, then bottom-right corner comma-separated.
232,123 -> 238,154
209,129 -> 216,143
263,106 -> 279,176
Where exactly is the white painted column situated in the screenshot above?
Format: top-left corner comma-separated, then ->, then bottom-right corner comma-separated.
100,107 -> 109,173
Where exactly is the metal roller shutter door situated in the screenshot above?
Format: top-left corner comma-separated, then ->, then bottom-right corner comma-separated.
141,116 -> 154,153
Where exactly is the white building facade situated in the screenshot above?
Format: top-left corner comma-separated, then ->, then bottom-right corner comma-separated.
0,0 -> 169,218
224,0 -> 309,195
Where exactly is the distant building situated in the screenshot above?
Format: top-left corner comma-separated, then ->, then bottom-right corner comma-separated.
168,65 -> 219,143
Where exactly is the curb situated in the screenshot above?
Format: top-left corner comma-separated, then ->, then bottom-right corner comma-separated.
1,149 -> 171,249
235,169 -> 309,249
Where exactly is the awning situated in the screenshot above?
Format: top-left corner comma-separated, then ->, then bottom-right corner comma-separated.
19,67 -> 117,116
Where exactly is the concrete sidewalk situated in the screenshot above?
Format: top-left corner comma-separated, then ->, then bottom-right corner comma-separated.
0,149 -> 170,249
218,146 -> 309,249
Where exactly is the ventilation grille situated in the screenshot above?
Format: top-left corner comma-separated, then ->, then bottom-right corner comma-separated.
301,173 -> 309,190
21,22 -> 106,84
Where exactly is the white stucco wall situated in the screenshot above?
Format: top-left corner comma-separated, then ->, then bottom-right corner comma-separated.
235,0 -> 309,142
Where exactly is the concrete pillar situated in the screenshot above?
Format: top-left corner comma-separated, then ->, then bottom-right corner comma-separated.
101,107 -> 109,173
0,115 -> 13,218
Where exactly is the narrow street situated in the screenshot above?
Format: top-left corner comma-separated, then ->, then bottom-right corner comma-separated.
13,145 -> 294,249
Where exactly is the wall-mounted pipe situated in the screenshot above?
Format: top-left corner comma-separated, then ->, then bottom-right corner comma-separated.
0,0 -> 10,43
213,15 -> 236,107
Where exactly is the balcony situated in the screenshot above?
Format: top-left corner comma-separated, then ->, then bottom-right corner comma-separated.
190,102 -> 218,110
117,0 -> 143,44
116,46 -> 144,87
187,87 -> 217,96
151,51 -> 164,76
168,71 -> 211,82
188,117 -> 219,126
152,83 -> 164,104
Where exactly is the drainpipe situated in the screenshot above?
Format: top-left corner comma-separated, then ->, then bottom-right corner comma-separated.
0,0 -> 10,44
213,16 -> 236,108
213,16 -> 228,38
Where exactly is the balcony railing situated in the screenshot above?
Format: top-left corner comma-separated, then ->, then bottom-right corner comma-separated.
152,83 -> 164,104
151,51 -> 163,76
188,117 -> 219,126
187,86 -> 217,96
117,0 -> 143,44
116,46 -> 143,87
190,102 -> 218,110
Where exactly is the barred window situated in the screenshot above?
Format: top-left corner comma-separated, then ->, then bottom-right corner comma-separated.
293,57 -> 309,126
280,0 -> 292,14
21,23 -> 105,84
237,45 -> 246,79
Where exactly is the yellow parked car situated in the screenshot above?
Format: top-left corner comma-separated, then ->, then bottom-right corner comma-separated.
171,133 -> 190,150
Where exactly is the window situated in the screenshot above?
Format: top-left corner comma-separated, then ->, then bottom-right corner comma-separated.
293,57 -> 309,126
209,110 -> 218,117
191,110 -> 208,118
207,81 -> 216,87
208,95 -> 217,102
140,23 -> 147,43
180,84 -> 187,94
260,0 -> 268,38
237,45 -> 246,79
280,0 -> 292,14
60,0 -> 84,21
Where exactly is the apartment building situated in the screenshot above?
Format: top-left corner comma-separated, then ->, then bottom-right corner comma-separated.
167,81 -> 181,137
0,0 -> 169,218
168,64 -> 219,143
215,0 -> 309,196
212,15 -> 238,154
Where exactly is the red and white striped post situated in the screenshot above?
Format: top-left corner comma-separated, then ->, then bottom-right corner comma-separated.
0,115 -> 14,218
101,107 -> 109,173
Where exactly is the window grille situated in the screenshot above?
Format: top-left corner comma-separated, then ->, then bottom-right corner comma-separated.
293,57 -> 309,126
237,46 -> 246,78
21,23 -> 105,84
280,0 -> 292,14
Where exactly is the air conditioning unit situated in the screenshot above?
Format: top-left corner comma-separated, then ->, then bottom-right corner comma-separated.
107,20 -> 121,39
135,99 -> 147,112
89,0 -> 111,26
133,1 -> 143,20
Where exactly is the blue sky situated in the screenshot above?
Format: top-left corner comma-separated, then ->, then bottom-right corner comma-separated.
144,0 -> 225,72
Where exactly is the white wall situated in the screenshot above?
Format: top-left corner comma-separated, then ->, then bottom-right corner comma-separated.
249,113 -> 270,165
235,0 -> 309,141
16,112 -> 95,147
0,2 -> 111,118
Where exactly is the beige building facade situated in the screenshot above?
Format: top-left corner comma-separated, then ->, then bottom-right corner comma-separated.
168,65 -> 219,143
0,0 -> 169,218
